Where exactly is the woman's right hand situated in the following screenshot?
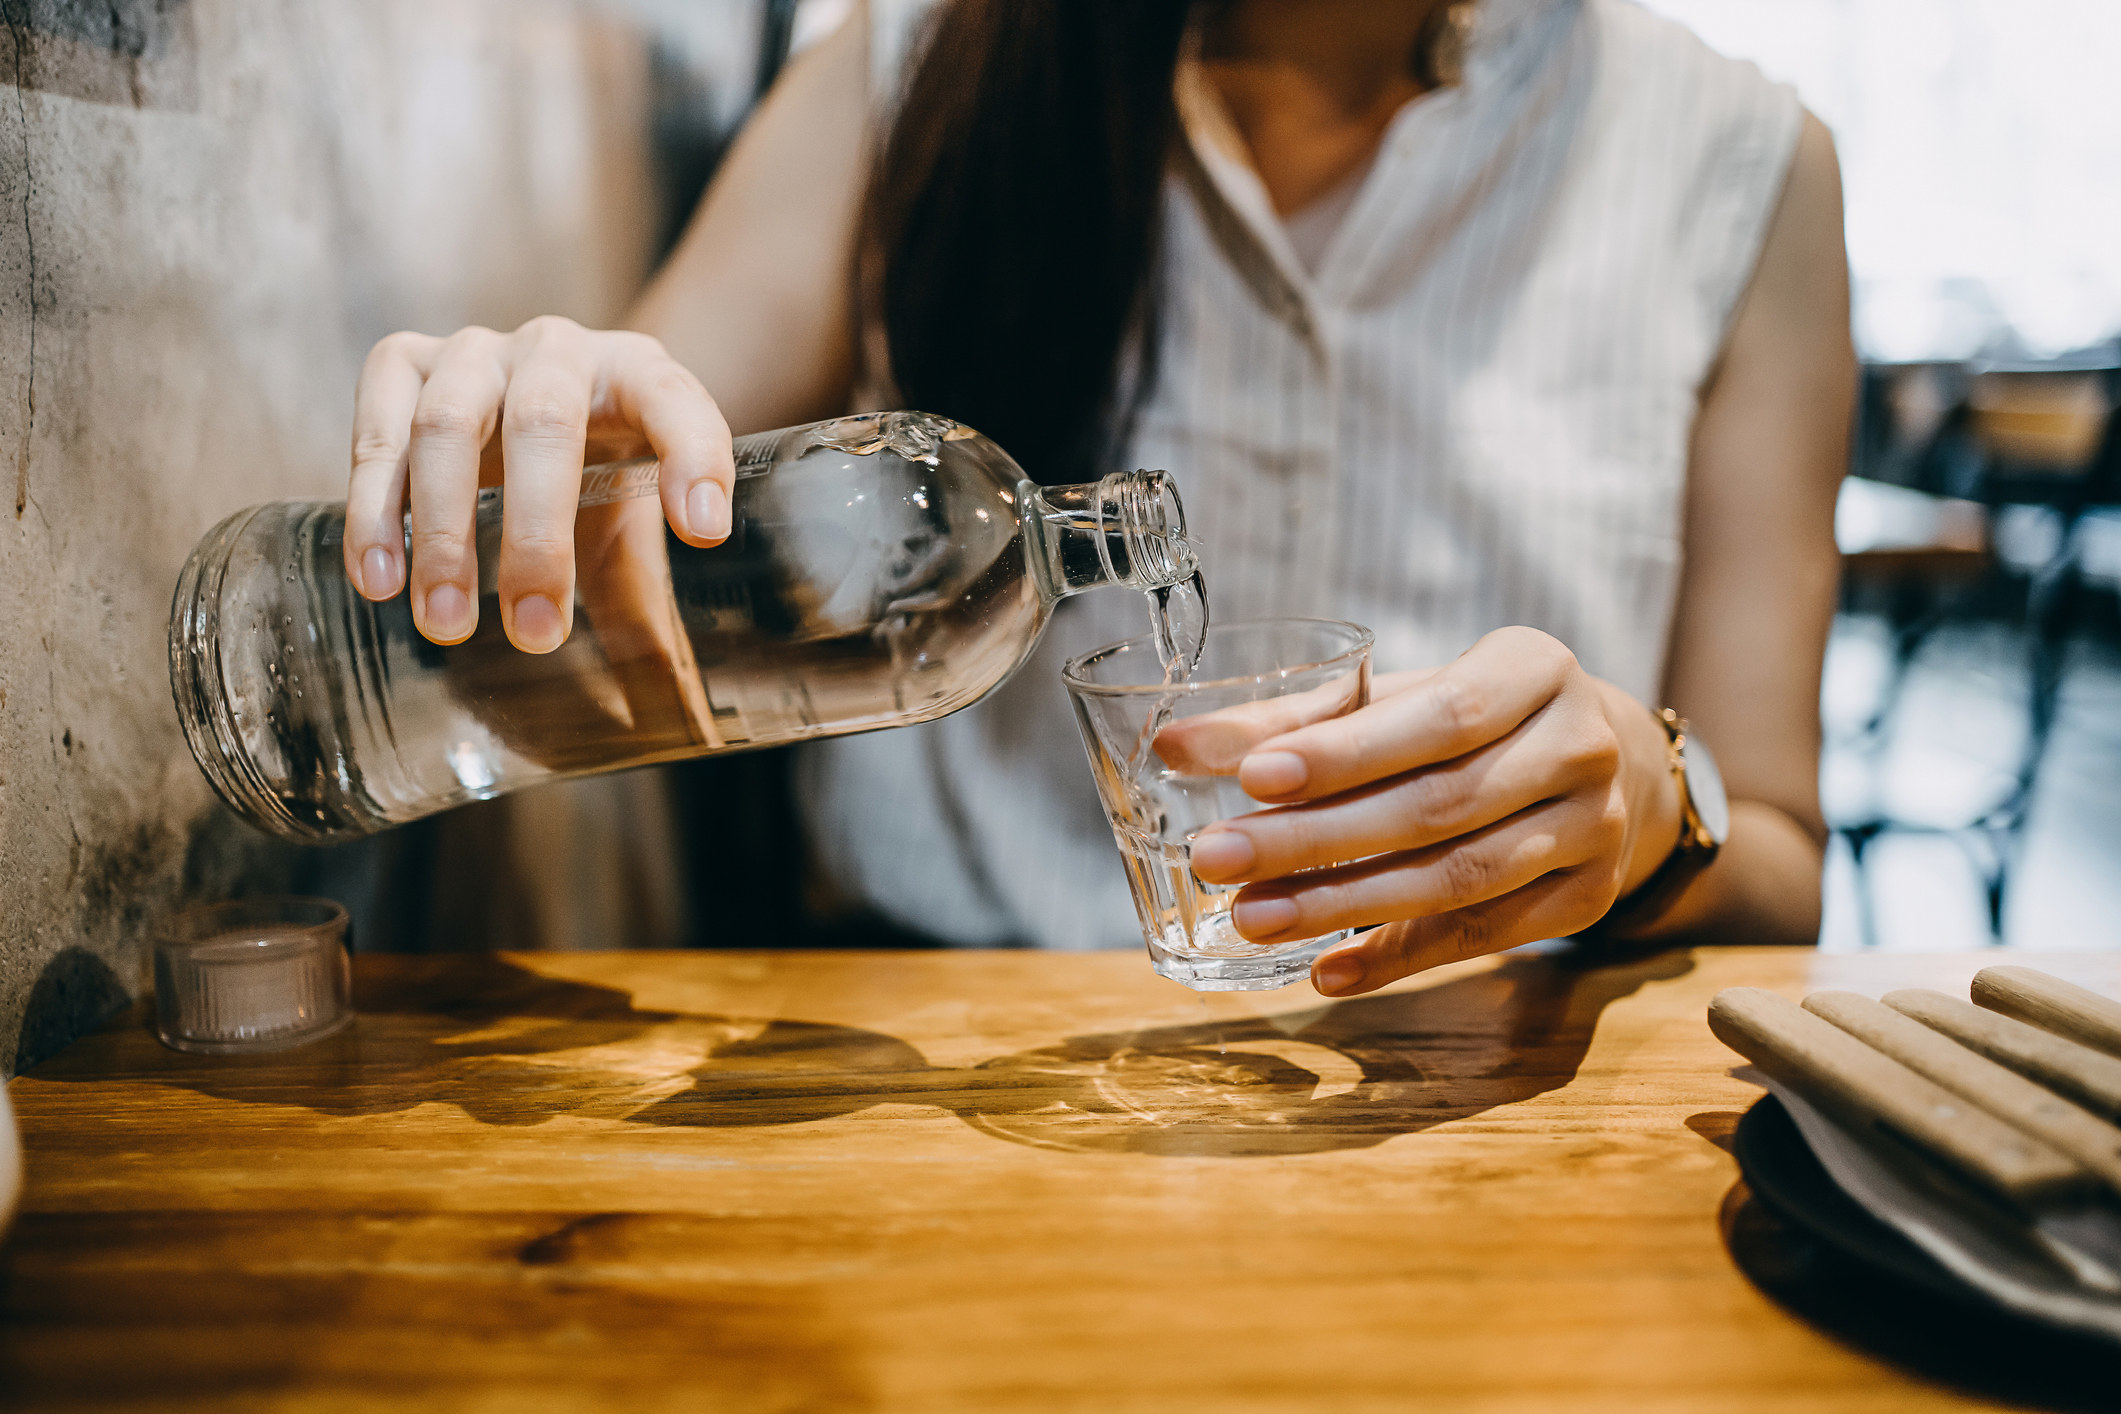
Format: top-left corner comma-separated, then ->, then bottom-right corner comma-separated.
343,315 -> 736,652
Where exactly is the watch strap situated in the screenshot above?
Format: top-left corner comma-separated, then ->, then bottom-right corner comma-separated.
1594,709 -> 1722,937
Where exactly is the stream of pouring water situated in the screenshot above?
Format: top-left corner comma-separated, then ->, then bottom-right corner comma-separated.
1150,571 -> 1210,679
1128,570 -> 1210,784
1115,571 -> 1214,947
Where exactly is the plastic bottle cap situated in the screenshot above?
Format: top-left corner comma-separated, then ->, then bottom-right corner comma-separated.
153,898 -> 352,1055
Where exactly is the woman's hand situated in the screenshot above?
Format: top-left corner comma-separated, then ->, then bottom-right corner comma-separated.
1185,627 -> 1684,997
343,316 -> 735,651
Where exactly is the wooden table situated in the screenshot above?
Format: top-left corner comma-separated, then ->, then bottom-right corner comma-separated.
5,945 -> 2118,1412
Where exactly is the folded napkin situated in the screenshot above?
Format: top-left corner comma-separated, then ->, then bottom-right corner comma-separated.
1757,1074 -> 2121,1343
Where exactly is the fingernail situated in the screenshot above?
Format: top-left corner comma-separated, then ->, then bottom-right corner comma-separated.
361,547 -> 399,599
1315,952 -> 1365,996
1233,895 -> 1300,939
1241,751 -> 1308,797
511,594 -> 565,653
687,480 -> 731,542
1188,829 -> 1255,881
420,584 -> 473,642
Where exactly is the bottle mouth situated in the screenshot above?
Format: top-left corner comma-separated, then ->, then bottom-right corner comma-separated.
1100,469 -> 1198,589
1030,468 -> 1200,594
168,505 -> 324,843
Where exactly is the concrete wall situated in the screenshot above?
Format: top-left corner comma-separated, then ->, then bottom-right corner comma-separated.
0,0 -> 727,1073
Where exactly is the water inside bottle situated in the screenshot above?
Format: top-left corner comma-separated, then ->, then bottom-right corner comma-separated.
195,448 -> 1040,837
180,419 -> 1209,841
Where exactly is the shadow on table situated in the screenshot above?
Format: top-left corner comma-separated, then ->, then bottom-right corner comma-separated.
1720,1182 -> 2117,1413
639,942 -> 1693,1155
36,945 -> 1690,1157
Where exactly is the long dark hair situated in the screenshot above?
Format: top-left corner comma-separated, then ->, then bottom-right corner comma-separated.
865,0 -> 1195,485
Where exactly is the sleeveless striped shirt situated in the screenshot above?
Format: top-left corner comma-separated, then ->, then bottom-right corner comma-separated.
797,0 -> 1803,950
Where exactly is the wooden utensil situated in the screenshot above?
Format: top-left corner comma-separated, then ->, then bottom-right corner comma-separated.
1805,991 -> 2121,1196
1707,987 -> 2088,1208
1885,987 -> 2121,1124
1975,967 -> 2121,1059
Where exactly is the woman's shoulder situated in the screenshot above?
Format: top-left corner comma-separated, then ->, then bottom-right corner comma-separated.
1582,0 -> 1799,128
1576,1 -> 1805,232
1569,2 -> 1813,337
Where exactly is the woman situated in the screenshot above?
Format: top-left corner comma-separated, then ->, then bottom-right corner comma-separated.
340,0 -> 1853,994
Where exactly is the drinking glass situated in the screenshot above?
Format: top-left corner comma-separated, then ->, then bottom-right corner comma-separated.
1063,617 -> 1373,991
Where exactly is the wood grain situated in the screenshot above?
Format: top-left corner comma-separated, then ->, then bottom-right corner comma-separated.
6,945 -> 2120,1413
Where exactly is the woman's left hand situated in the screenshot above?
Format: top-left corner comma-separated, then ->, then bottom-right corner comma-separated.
1185,626 -> 1683,996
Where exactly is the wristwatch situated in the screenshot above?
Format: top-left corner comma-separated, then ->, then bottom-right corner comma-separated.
1597,708 -> 1730,935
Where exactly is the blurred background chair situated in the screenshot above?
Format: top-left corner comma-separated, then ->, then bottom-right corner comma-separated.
1827,355 -> 2121,948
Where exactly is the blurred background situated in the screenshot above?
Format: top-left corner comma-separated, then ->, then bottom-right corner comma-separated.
1643,0 -> 2121,953
0,0 -> 2115,1074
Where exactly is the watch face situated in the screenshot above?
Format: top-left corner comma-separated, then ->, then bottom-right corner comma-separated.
1681,733 -> 1732,846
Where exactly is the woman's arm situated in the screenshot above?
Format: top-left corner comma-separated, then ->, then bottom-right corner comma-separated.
628,5 -> 870,432
1187,112 -> 1855,991
1630,110 -> 1854,944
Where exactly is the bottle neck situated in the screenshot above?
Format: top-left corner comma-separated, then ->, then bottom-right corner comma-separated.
1026,470 -> 1199,602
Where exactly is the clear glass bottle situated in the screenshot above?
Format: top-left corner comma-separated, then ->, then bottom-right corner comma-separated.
171,411 -> 1200,843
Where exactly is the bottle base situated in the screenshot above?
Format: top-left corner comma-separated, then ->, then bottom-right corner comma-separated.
168,504 -> 341,844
